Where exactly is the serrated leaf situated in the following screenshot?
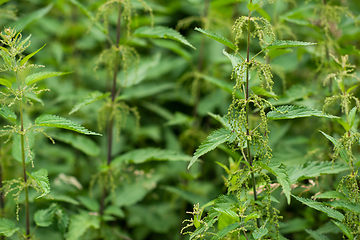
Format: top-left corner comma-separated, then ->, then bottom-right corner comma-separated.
305,229 -> 330,240
188,128 -> 236,169
35,114 -> 101,136
25,71 -> 70,85
267,105 -> 339,120
34,203 -> 58,227
223,50 -> 246,83
0,218 -> 19,237
69,91 -> 109,115
55,208 -> 69,234
244,212 -> 261,223
315,191 -> 347,200
25,92 -> 44,106
28,168 -> 50,199
251,86 -> 277,98
12,132 -> 34,164
319,131 -> 350,163
287,161 -> 348,184
195,27 -> 236,51
210,222 -> 240,240
331,220 -> 354,240
20,44 -> 46,66
327,200 -> 360,214
134,26 -> 195,49
51,132 -> 100,156
0,105 -> 16,122
112,148 -> 191,166
0,78 -> 12,88
66,211 -> 100,240
265,40 -> 317,50
348,107 -> 356,128
260,163 -> 291,204
252,222 -> 269,239
292,195 -> 344,221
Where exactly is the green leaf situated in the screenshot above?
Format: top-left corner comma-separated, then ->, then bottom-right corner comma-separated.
66,211 -> 100,240
12,4 -> 53,31
78,196 -> 99,212
35,114 -> 101,136
327,200 -> 360,214
0,218 -> 19,237
27,168 -> 50,199
251,86 -> 277,98
199,74 -> 243,99
20,44 -> 46,66
244,212 -> 261,223
305,229 -> 330,240
0,0 -> 10,6
287,161 -> 348,184
292,195 -> 344,221
112,148 -> 191,166
252,222 -> 269,239
12,132 -> 34,164
210,222 -> 239,240
194,27 -> 236,51
34,203 -> 58,227
336,118 -> 351,132
247,2 -> 260,12
188,128 -> 236,169
223,50 -> 246,83
0,105 -> 16,122
267,105 -> 339,120
0,78 -> 12,88
25,71 -> 70,86
118,53 -> 160,88
25,92 -> 44,106
260,163 -> 291,204
265,40 -> 317,50
314,191 -> 347,200
134,26 -> 195,49
69,91 -> 109,115
319,131 -> 350,163
348,107 -> 356,129
331,220 -> 354,240
55,208 -> 69,235
151,39 -> 191,61
51,132 -> 100,156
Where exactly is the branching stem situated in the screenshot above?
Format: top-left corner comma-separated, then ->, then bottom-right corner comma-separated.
245,1 -> 260,229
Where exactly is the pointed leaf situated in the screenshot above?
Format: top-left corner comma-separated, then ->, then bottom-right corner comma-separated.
0,218 -> 19,237
25,71 -> 71,86
55,208 -> 69,234
315,191 -> 347,200
292,195 -> 344,221
0,78 -> 12,88
12,132 -> 34,164
223,50 -> 246,83
210,222 -> 240,240
51,132 -> 100,156
195,27 -> 236,51
69,91 -> 109,115
320,131 -> 350,163
336,118 -> 351,132
267,105 -> 339,120
348,107 -> 356,129
331,220 -> 354,240
260,163 -> 291,204
112,148 -> 191,166
20,44 -> 46,66
12,4 -> 53,31
0,105 -> 16,122
66,211 -> 100,240
134,26 -> 195,49
27,168 -> 50,199
252,222 -> 269,239
305,229 -> 330,240
265,40 -> 317,50
35,114 -> 101,136
188,128 -> 236,169
287,161 -> 348,184
251,86 -> 277,98
34,203 -> 59,227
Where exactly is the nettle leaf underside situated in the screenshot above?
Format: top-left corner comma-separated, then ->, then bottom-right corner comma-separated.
267,105 -> 339,120
35,114 -> 101,136
195,27 -> 236,51
0,218 -> 20,237
265,40 -> 317,50
188,128 -> 236,169
134,26 -> 196,49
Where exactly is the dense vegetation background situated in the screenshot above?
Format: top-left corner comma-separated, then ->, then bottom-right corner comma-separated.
0,0 -> 360,239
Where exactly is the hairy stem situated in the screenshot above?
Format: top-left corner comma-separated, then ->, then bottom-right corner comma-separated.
16,72 -> 30,239
0,139 -> 4,240
99,2 -> 122,219
245,1 -> 260,229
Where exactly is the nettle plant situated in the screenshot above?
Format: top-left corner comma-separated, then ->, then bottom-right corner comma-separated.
180,1 -> 349,239
0,28 -> 100,239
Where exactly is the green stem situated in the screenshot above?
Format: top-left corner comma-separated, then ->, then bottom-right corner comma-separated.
0,139 -> 4,240
245,1 -> 260,229
16,72 -> 30,239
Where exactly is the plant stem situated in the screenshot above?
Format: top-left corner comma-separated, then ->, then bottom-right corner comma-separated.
245,1 -> 260,229
17,72 -> 30,239
0,139 -> 4,240
99,2 -> 122,218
